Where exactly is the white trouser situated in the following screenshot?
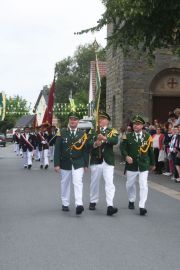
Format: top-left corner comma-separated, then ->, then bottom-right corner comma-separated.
90,161 -> 115,207
35,146 -> 40,160
14,143 -> 16,152
40,149 -> 49,166
60,167 -> 84,207
23,150 -> 33,166
126,170 -> 149,208
15,143 -> 20,155
49,146 -> 54,161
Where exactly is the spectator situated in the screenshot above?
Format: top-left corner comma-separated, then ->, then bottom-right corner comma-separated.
149,125 -> 156,136
168,113 -> 177,127
152,127 -> 165,174
169,126 -> 179,180
174,108 -> 180,126
163,125 -> 173,176
174,124 -> 180,183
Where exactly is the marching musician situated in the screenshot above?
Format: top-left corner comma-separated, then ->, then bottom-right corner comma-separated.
48,125 -> 57,162
88,111 -> 119,216
13,128 -> 21,156
54,112 -> 88,215
37,124 -> 49,169
19,126 -> 36,169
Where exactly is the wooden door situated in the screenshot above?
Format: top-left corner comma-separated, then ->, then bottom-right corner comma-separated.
152,96 -> 180,123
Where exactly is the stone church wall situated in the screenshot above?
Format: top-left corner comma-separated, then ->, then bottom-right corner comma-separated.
106,24 -> 180,131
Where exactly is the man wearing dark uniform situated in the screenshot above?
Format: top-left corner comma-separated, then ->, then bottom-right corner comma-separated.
48,125 -> 57,162
120,115 -> 155,216
20,126 -> 36,169
37,124 -> 49,169
88,111 -> 118,216
34,127 -> 40,161
13,129 -> 21,156
54,112 -> 88,215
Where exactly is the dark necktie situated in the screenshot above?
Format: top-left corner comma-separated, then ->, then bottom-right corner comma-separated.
71,130 -> 75,138
137,133 -> 141,143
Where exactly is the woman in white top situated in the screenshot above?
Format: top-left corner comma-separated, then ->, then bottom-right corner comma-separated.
152,127 -> 165,174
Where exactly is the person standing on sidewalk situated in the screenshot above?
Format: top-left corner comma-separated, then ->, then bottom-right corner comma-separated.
54,112 -> 88,215
88,111 -> 118,216
120,115 -> 155,216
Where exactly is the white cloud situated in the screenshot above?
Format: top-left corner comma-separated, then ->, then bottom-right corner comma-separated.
0,0 -> 106,106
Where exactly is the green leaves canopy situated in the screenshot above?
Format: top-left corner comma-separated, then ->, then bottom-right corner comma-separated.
54,43 -> 106,126
78,0 -> 180,56
0,96 -> 30,133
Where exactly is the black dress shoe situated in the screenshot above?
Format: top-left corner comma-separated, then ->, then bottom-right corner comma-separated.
76,205 -> 84,215
44,165 -> 48,169
40,165 -> 43,169
89,202 -> 96,210
62,205 -> 69,212
140,208 -> 147,216
28,164 -> 32,169
107,206 -> 118,216
128,201 -> 135,209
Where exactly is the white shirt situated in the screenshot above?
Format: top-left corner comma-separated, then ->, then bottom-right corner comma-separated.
135,131 -> 143,141
70,128 -> 77,135
152,134 -> 160,148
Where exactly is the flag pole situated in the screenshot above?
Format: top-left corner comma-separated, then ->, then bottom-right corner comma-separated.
92,39 -> 102,158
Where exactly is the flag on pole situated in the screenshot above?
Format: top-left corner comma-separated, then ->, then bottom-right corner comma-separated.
32,113 -> 38,128
94,54 -> 102,131
69,97 -> 76,112
42,78 -> 55,126
0,92 -> 6,121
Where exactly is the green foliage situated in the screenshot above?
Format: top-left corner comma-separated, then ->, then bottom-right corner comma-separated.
77,0 -> 180,56
54,43 -> 106,126
0,95 -> 30,133
54,43 -> 106,106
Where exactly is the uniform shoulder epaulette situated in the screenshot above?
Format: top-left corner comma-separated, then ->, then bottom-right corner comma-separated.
111,128 -> 118,134
107,128 -> 119,138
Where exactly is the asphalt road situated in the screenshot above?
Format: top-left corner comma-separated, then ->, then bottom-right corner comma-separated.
0,144 -> 180,270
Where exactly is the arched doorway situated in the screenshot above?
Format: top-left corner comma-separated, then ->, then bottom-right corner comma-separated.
150,68 -> 180,123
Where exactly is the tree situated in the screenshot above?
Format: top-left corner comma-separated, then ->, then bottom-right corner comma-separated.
54,43 -> 106,125
0,96 -> 30,133
78,0 -> 180,56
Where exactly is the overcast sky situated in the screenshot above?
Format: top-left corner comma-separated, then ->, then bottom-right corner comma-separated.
0,0 -> 106,108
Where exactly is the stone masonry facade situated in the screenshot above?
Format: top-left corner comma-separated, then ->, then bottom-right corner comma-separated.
106,25 -> 180,131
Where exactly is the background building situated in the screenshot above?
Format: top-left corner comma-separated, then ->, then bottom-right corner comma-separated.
106,24 -> 180,130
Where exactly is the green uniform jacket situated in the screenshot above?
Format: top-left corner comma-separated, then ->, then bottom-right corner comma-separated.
54,128 -> 89,170
120,132 -> 155,172
88,127 -> 118,166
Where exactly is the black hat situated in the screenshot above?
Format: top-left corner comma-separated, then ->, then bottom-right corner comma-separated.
68,111 -> 79,119
132,114 -> 145,124
99,111 -> 111,121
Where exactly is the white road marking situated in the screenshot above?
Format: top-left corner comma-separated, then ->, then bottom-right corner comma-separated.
149,181 -> 180,201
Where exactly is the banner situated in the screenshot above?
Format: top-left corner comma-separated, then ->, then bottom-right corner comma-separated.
42,78 -> 55,126
0,92 -> 6,121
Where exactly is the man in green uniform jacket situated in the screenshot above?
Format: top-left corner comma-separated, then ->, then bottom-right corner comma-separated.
120,115 -> 155,216
54,112 -> 89,215
88,111 -> 118,216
